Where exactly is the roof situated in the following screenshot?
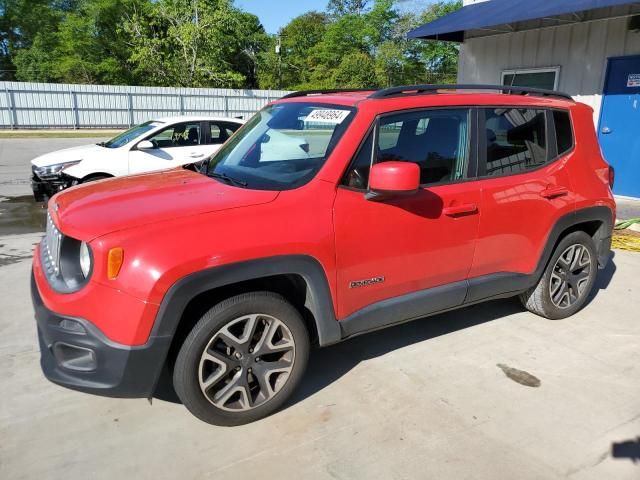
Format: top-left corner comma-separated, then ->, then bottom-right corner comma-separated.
407,0 -> 640,42
278,85 -> 575,108
153,115 -> 245,124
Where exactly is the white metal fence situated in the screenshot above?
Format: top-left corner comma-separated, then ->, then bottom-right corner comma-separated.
0,82 -> 291,129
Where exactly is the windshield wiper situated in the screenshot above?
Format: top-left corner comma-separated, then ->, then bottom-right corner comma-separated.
209,172 -> 248,187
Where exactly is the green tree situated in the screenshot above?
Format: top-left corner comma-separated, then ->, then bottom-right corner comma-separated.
124,0 -> 267,88
413,1 -> 461,74
327,0 -> 370,17
332,51 -> 377,88
0,0 -> 72,79
257,11 -> 329,89
14,0 -> 145,84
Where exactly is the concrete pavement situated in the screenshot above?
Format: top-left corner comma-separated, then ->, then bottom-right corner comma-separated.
1,138 -> 639,480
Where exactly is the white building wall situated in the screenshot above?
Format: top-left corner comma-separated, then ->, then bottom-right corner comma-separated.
457,18 -> 640,124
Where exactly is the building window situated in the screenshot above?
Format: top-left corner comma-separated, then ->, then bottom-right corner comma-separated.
502,67 -> 560,90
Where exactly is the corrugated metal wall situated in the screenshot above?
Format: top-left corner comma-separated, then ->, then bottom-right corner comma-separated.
458,16 -> 640,123
0,82 -> 291,129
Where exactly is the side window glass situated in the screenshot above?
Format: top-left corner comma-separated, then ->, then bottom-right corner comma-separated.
343,109 -> 470,189
149,122 -> 201,148
379,109 -> 470,185
209,123 -> 224,144
207,122 -> 241,145
483,108 -> 547,176
553,110 -> 573,156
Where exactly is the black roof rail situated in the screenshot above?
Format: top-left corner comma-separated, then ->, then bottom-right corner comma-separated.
368,84 -> 574,102
281,88 -> 375,99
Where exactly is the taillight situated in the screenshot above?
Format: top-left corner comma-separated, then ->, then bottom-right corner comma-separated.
608,166 -> 615,189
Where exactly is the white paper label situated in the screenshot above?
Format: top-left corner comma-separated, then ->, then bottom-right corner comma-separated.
305,109 -> 350,124
627,74 -> 640,87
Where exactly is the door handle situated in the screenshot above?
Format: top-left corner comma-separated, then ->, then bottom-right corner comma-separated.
601,127 -> 612,134
189,153 -> 205,158
443,203 -> 478,216
540,186 -> 569,199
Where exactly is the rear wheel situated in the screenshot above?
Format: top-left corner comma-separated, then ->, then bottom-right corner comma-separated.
173,292 -> 309,426
520,231 -> 597,319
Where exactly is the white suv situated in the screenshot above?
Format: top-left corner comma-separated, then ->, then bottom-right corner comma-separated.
31,116 -> 244,201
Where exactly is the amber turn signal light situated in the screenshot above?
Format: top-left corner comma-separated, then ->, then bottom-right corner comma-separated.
107,247 -> 124,279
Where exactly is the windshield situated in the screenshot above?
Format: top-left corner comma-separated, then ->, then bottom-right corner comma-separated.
207,102 -> 356,190
102,121 -> 163,148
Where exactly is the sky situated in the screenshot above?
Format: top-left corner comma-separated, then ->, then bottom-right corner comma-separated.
238,0 -> 329,34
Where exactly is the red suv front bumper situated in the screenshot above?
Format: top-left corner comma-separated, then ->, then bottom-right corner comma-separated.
31,247 -> 171,398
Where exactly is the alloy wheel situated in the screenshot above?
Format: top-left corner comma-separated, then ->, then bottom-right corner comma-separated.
549,244 -> 592,309
198,314 -> 295,412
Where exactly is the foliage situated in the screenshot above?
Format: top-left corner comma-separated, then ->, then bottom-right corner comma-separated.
123,0 -> 255,87
264,0 -> 461,90
333,51 -> 377,88
2,0 -> 462,89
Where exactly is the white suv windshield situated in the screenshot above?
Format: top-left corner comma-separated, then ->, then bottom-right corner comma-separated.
207,103 -> 356,190
102,121 -> 163,149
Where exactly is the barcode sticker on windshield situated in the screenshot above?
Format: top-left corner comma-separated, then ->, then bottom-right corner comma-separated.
305,109 -> 350,124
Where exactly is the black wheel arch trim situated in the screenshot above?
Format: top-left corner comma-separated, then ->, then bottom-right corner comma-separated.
535,205 -> 613,273
150,255 -> 341,345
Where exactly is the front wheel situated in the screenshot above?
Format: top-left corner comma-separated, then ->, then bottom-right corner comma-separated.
520,231 -> 598,319
173,292 -> 310,426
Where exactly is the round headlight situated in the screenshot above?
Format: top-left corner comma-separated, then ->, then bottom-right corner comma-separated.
79,241 -> 91,278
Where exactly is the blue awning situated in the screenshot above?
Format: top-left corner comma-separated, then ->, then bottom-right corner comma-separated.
408,0 -> 640,42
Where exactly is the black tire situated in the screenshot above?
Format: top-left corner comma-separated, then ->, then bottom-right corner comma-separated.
173,292 -> 310,426
81,174 -> 111,183
519,231 -> 598,319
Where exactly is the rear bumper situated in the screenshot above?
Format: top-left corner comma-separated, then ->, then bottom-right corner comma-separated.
31,271 -> 171,398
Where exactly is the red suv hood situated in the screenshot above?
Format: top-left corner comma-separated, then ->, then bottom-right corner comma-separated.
51,169 -> 279,241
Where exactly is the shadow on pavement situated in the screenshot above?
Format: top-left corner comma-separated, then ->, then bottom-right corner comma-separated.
287,297 -> 523,408
583,253 -> 617,308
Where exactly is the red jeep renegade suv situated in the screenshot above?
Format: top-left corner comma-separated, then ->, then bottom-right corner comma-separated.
31,85 -> 615,425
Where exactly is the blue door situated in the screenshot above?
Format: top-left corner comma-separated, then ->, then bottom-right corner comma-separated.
599,56 -> 640,198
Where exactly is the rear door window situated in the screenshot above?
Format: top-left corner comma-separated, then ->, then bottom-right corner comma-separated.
553,110 -> 574,156
481,108 -> 547,176
207,121 -> 241,145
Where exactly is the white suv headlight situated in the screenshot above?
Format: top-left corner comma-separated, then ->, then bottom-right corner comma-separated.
35,160 -> 82,179
79,241 -> 91,278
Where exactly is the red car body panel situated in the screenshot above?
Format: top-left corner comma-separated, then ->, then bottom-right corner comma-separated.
334,182 -> 481,318
33,91 -> 616,353
52,169 -> 279,241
